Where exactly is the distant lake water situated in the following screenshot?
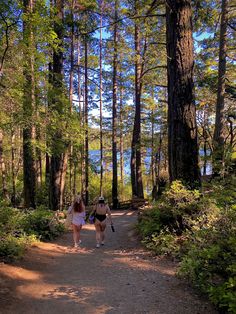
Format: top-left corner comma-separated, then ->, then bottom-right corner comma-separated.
89,148 -> 212,176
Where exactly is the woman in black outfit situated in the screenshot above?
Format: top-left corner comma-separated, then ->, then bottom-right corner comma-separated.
93,196 -> 113,248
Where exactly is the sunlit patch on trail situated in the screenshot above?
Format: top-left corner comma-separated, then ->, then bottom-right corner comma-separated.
102,250 -> 176,276
44,285 -> 104,301
65,246 -> 94,254
1,264 -> 42,281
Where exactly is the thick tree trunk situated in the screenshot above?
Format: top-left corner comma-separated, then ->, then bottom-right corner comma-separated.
69,2 -> 75,198
151,109 -> 155,188
119,84 -> 124,188
112,0 -> 118,209
131,4 -> 144,199
49,0 -> 65,210
203,140 -> 207,176
166,0 -> 201,188
0,130 -> 8,199
46,62 -> 52,185
11,130 -> 16,206
99,1 -> 104,197
213,0 -> 228,175
23,0 -> 36,208
35,129 -> 42,187
77,37 -> 83,195
59,151 -> 68,210
84,38 -> 89,205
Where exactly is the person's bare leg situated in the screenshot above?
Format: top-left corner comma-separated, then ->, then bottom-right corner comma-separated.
72,224 -> 77,246
95,222 -> 101,247
77,225 -> 82,244
72,225 -> 81,247
100,223 -> 106,245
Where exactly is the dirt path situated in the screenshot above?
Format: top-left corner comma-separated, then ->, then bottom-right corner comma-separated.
0,210 -> 217,314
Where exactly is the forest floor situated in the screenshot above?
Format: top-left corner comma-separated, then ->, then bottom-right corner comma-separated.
0,210 -> 218,314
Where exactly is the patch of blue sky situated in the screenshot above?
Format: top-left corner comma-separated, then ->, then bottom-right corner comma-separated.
194,31 -> 213,52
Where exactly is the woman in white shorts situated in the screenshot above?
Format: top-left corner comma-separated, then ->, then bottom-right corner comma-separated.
68,195 -> 86,248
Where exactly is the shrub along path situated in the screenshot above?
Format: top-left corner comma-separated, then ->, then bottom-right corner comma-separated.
0,210 -> 217,314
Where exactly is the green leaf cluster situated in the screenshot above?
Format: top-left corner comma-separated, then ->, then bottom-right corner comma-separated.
0,205 -> 64,261
138,177 -> 236,312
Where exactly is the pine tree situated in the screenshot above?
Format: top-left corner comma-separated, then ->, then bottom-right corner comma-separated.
166,0 -> 201,188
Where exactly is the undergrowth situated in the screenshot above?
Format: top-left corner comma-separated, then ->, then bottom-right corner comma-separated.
0,206 -> 65,261
138,178 -> 236,313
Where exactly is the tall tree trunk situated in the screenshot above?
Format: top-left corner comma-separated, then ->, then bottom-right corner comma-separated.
99,0 -> 104,197
166,0 -> 201,188
84,38 -> 89,205
203,140 -> 207,176
77,38 -> 84,195
11,130 -> 16,206
49,0 -> 65,210
46,62 -> 52,185
119,84 -> 124,189
131,1 -> 144,199
0,130 -> 8,199
213,0 -> 228,176
69,0 -> 75,198
112,0 -> 118,209
151,108 -> 155,188
59,151 -> 68,209
151,108 -> 157,200
23,0 -> 36,208
35,128 -> 42,187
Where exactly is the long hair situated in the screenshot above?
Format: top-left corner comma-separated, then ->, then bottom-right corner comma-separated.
73,201 -> 83,213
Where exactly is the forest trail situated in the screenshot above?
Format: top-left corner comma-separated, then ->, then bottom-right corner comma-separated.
0,210 -> 217,314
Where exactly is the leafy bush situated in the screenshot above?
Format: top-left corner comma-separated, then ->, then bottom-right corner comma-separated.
138,178 -> 236,312
0,206 -> 25,234
36,183 -> 49,207
0,234 -> 36,260
21,207 -> 65,241
179,204 -> 236,312
0,206 -> 65,261
138,181 -> 202,238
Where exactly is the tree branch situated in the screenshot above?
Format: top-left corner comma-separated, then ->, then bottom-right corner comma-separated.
0,13 -> 20,76
80,13 -> 165,36
141,65 -> 167,78
228,23 -> 236,31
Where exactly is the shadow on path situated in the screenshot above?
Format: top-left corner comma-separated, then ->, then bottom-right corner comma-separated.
0,210 -> 218,314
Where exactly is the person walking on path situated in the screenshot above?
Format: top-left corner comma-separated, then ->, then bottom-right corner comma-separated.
68,194 -> 86,248
91,196 -> 113,248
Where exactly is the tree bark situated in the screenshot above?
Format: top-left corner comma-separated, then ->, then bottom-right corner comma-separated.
213,0 -> 228,175
112,0 -> 118,209
119,84 -> 124,188
69,0 -> 75,198
131,0 -> 144,198
99,0 -> 104,197
77,38 -> 84,195
166,0 -> 201,188
0,129 -> 9,199
49,0 -> 65,210
11,130 -> 16,206
23,0 -> 36,208
84,38 -> 89,205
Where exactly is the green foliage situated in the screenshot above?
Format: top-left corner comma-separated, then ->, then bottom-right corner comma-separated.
0,206 -> 36,260
138,178 -> 236,312
0,234 -> 36,261
138,181 -> 206,255
179,203 -> 236,312
21,207 -> 65,241
0,205 -> 64,261
36,183 -> 49,207
144,181 -> 201,235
